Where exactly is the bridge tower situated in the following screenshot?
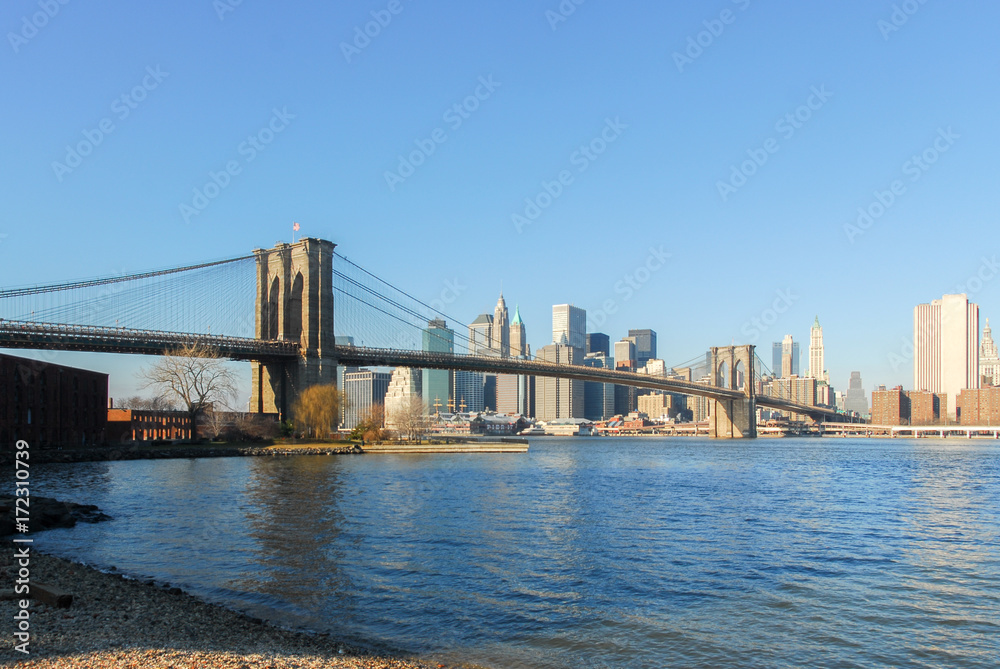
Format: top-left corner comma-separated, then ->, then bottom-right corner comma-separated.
707,345 -> 756,438
250,238 -> 337,420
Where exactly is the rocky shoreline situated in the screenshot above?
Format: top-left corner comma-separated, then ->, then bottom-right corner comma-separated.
0,550 -> 465,668
0,443 -> 364,466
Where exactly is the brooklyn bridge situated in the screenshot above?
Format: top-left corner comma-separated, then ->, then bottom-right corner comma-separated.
0,238 -> 847,438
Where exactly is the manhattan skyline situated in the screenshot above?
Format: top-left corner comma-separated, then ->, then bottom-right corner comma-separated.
2,1 -> 998,400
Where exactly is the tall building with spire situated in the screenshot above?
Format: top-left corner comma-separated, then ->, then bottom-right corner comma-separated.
492,292 -> 510,357
808,316 -> 828,382
981,318 -> 1000,386
510,305 -> 527,357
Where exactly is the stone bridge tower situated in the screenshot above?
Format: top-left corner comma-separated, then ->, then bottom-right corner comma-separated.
708,345 -> 756,438
250,238 -> 337,420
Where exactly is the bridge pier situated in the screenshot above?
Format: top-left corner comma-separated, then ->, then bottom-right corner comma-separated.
250,238 -> 337,422
707,345 -> 756,439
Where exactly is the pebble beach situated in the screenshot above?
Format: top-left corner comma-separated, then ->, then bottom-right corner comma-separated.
0,551 -> 461,669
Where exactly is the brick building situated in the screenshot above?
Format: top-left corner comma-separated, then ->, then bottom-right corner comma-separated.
107,408 -> 193,443
0,353 -> 108,448
957,387 -> 1000,425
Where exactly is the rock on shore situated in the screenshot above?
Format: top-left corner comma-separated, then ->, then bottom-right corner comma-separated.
0,496 -> 111,537
0,551 -> 457,668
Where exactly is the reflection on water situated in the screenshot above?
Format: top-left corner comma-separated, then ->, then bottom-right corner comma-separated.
30,439 -> 1000,668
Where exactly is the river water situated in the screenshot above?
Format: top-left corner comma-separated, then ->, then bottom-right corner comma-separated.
29,438 -> 1000,668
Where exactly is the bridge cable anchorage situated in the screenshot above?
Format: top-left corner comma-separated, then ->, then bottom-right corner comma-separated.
0,254 -> 255,299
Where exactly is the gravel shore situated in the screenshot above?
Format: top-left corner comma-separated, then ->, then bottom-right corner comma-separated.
0,551 -> 462,669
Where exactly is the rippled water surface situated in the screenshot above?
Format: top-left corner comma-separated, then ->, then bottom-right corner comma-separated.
31,438 -> 1000,668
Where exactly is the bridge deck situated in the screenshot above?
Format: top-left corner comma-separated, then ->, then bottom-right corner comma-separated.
0,321 -> 842,420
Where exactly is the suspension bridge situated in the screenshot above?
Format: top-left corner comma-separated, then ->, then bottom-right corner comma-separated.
0,238 -> 844,438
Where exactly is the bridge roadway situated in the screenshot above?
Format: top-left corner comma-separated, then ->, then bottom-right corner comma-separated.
0,321 -> 841,420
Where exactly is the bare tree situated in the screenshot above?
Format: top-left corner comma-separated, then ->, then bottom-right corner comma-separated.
393,395 -> 428,441
359,404 -> 386,443
118,395 -> 176,411
293,384 -> 343,438
140,343 -> 238,441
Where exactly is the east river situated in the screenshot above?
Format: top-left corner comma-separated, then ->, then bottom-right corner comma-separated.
29,437 -> 1000,668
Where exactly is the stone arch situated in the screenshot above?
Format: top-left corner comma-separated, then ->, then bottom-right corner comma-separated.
287,272 -> 304,344
718,361 -> 730,388
267,276 -> 280,340
734,360 -> 746,391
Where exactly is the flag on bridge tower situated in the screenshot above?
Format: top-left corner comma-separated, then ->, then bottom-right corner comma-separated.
292,221 -> 300,242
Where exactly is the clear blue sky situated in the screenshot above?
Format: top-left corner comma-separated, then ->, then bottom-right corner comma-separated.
2,0 -> 998,401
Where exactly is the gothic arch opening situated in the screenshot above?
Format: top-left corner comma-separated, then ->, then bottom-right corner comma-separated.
718,361 -> 730,389
267,277 -> 280,340
734,360 -> 746,391
287,272 -> 303,344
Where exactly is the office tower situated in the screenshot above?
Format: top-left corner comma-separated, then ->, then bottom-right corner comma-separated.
583,352 -> 616,421
808,316 -> 828,382
980,319 -> 999,386
586,332 -> 610,356
384,367 -> 422,431
422,319 -> 454,415
614,338 -> 636,370
552,304 -> 586,349
492,293 -> 510,357
844,371 -> 868,416
914,294 -> 980,420
781,335 -> 794,377
343,369 -> 391,430
536,343 -> 585,420
335,335 -> 357,425
628,329 -> 657,366
771,339 -> 800,377
452,370 -> 485,412
468,314 -> 493,355
510,305 -> 527,357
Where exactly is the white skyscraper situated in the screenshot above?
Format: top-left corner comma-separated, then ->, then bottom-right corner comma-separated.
808,316 -> 827,382
914,294 -> 979,420
552,304 -> 586,349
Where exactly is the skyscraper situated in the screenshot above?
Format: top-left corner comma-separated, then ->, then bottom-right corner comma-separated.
552,304 -> 586,349
781,334 -> 794,378
914,294 -> 979,420
343,369 -> 391,430
468,314 -> 493,355
772,339 -> 799,378
614,338 -> 636,370
808,316 -> 827,382
586,332 -> 610,356
384,367 -> 422,431
492,292 -> 510,356
510,305 -> 527,357
422,318 -> 454,415
628,329 -> 657,366
536,343 -> 585,420
844,371 -> 869,417
981,319 -> 1000,386
583,352 -> 616,420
